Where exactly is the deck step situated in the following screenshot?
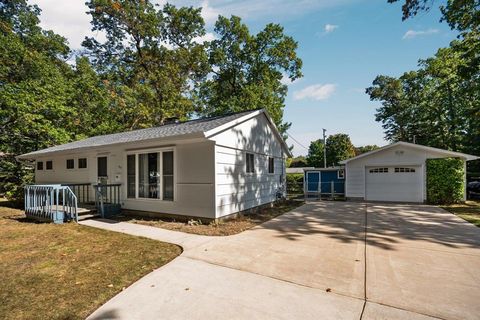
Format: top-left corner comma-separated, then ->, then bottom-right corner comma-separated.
78,213 -> 100,221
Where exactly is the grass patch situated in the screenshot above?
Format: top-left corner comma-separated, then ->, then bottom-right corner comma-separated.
441,200 -> 480,227
115,200 -> 304,236
0,205 -> 181,320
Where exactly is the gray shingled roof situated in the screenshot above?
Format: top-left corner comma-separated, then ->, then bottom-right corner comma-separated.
19,110 -> 258,159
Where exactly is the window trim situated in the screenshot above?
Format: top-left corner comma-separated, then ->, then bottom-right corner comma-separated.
268,157 -> 275,174
36,161 -> 43,170
46,160 -> 53,170
126,147 -> 176,202
337,169 -> 345,179
369,167 -> 389,173
78,158 -> 88,169
246,152 -> 255,174
394,167 -> 416,173
66,158 -> 75,170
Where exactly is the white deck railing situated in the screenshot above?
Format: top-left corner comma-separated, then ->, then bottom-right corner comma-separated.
24,185 -> 78,223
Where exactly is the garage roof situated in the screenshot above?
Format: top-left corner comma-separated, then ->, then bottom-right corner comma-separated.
340,141 -> 479,164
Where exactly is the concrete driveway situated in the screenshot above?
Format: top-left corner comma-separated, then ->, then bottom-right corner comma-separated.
83,201 -> 480,320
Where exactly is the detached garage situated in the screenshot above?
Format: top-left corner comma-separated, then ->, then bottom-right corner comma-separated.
340,142 -> 478,203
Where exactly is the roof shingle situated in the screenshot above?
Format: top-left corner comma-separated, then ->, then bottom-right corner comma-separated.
19,110 -> 258,158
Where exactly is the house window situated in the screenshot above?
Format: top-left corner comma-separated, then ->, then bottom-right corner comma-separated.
78,158 -> 87,169
369,167 -> 388,173
37,162 -> 43,170
97,157 -> 108,177
66,159 -> 74,169
127,150 -> 174,201
268,157 -> 274,174
246,153 -> 255,173
162,151 -> 174,201
127,155 -> 136,198
46,161 -> 53,170
394,167 -> 415,173
138,153 -> 159,199
338,169 -> 345,179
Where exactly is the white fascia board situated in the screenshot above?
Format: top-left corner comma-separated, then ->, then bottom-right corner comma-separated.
203,109 -> 293,158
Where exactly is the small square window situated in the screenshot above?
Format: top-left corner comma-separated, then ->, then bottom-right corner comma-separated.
37,162 -> 43,170
66,159 -> 74,169
246,153 -> 255,173
46,161 -> 53,170
268,157 -> 274,174
338,169 -> 345,179
78,158 -> 87,169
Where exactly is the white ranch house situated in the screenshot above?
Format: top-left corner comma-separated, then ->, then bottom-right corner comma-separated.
18,109 -> 291,222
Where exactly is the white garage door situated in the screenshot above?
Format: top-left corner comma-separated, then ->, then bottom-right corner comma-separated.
365,166 -> 423,202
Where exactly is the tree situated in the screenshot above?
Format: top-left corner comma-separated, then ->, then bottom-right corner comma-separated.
197,15 -> 302,135
306,139 -> 325,168
370,0 -> 479,156
325,134 -> 356,167
355,145 -> 380,155
288,156 -> 308,168
0,0 -> 76,202
83,0 -> 210,128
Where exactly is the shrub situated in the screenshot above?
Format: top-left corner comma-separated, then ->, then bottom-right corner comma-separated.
426,158 -> 465,204
286,173 -> 304,195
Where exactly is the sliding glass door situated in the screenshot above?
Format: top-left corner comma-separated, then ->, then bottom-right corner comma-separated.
126,150 -> 174,201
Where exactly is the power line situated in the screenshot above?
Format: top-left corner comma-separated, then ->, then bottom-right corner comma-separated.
286,131 -> 308,150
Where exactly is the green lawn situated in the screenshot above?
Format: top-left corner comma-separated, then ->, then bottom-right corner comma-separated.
0,203 -> 181,320
441,200 -> 480,227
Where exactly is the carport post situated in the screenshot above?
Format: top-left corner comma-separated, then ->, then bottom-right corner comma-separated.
331,181 -> 334,200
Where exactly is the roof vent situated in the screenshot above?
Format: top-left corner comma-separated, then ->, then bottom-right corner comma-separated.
395,150 -> 404,156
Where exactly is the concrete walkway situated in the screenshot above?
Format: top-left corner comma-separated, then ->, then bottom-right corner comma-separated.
81,202 -> 480,320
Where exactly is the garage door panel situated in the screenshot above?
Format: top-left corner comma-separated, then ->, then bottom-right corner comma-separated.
366,166 -> 422,202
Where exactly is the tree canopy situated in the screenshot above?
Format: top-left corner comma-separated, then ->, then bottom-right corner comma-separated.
369,0 -> 479,157
306,134 -> 356,167
0,0 -> 303,203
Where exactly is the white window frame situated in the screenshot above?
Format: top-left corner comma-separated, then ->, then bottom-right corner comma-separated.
246,152 -> 255,174
337,169 -> 345,179
126,147 -> 176,202
78,158 -> 88,170
268,157 -> 275,174
66,158 -> 75,170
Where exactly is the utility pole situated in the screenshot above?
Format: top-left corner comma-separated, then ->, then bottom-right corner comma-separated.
323,128 -> 327,168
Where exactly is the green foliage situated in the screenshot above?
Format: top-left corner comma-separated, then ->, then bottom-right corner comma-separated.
306,134 -> 355,167
0,0 -> 303,204
325,134 -> 356,167
286,173 -> 304,195
370,1 -> 480,158
83,0 -> 210,128
426,158 -> 465,204
197,15 -> 302,134
306,139 -> 325,167
288,156 -> 308,168
355,145 -> 380,156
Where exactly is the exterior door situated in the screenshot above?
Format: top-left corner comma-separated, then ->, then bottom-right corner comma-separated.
97,156 -> 108,184
306,172 -> 320,192
365,166 -> 422,202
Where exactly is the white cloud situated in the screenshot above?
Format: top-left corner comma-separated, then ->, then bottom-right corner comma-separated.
324,24 -> 339,34
30,0 -> 98,50
199,0 -> 221,25
193,32 -> 216,44
402,28 -> 439,39
293,84 -> 336,101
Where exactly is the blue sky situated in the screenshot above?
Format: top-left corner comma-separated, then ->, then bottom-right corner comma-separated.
30,0 -> 457,156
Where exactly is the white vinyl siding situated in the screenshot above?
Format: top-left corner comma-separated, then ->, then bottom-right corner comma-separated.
212,114 -> 286,218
